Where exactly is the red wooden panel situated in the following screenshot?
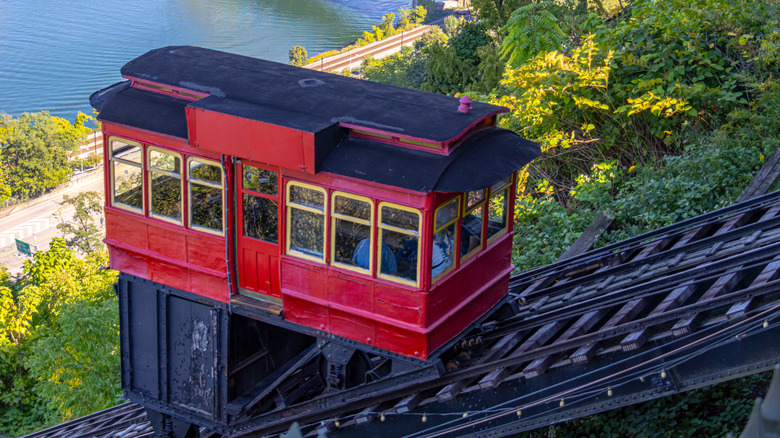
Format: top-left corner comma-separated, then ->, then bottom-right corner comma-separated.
187,108 -> 314,173
328,308 -> 376,346
427,278 -> 507,352
240,248 -> 259,291
149,258 -> 189,293
105,208 -> 148,250
189,270 -> 229,303
148,225 -> 187,261
280,259 -> 328,300
186,233 -> 226,271
373,283 -> 423,325
327,274 -> 374,313
283,293 -> 329,331
108,247 -> 149,278
375,324 -> 427,359
268,254 -> 280,298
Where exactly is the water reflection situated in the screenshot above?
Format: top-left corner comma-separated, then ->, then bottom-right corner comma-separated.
0,0 -> 408,121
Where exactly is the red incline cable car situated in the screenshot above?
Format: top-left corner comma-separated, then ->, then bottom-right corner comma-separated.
92,46 -> 539,436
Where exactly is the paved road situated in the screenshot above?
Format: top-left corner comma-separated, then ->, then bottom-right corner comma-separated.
0,171 -> 104,278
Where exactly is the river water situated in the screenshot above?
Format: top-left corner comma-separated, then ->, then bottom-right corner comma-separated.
0,0 -> 409,123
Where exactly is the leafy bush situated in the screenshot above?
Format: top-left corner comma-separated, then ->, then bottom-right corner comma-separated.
288,45 -> 308,66
494,0 -> 780,194
0,112 -> 93,202
0,241 -> 119,435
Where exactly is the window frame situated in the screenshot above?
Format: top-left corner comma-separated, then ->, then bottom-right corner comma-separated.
377,201 -> 421,288
108,136 -> 144,214
187,156 -> 225,236
146,146 -> 184,225
240,164 -> 280,244
330,191 -> 374,274
432,196 -> 460,283
486,175 -> 513,244
460,189 -> 487,263
285,181 -> 328,263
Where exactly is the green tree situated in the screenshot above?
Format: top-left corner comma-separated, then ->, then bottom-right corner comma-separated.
0,112 -> 92,201
56,191 -> 104,254
421,21 -> 501,94
0,241 -> 119,435
471,0 -> 532,29
289,45 -> 308,66
499,1 -> 566,66
361,27 -> 448,90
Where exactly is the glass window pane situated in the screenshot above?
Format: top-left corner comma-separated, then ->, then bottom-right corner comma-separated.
189,160 -> 222,184
243,194 -> 278,243
113,161 -> 142,210
380,230 -> 415,281
381,206 -> 419,233
111,140 -> 141,163
150,172 -> 181,220
491,175 -> 512,194
290,185 -> 324,210
487,189 -> 508,239
335,219 -> 371,269
432,223 -> 456,278
191,183 -> 223,232
149,150 -> 180,172
461,205 -> 483,257
466,189 -> 486,211
243,166 -> 278,196
435,198 -> 459,230
334,196 -> 370,221
290,209 -> 324,257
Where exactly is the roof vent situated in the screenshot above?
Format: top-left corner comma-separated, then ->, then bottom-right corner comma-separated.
458,95 -> 472,114
299,78 -> 325,88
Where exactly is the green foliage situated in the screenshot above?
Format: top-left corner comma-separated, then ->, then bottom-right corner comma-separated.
520,372 -> 769,437
289,45 -> 308,66
493,0 -> 780,193
0,242 -> 119,435
472,0 -> 533,30
514,79 -> 780,270
410,5 -> 427,24
56,191 -> 104,254
422,21 -> 503,94
500,1 -> 566,67
361,27 -> 448,90
0,112 -> 92,201
442,15 -> 461,39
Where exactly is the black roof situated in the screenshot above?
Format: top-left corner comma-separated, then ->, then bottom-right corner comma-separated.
91,46 -> 541,193
321,127 -> 540,192
117,46 -> 504,142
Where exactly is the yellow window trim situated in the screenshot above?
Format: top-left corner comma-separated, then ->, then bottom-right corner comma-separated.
187,157 -> 225,236
464,189 -> 487,215
108,136 -> 143,162
433,197 -> 460,233
431,197 -> 460,284
147,146 -> 182,174
286,181 -> 328,264
486,187 -> 510,245
108,136 -> 144,214
331,191 -> 373,274
399,137 -> 443,150
461,191 -> 487,263
490,175 -> 512,194
146,147 -> 183,226
377,201 -> 421,288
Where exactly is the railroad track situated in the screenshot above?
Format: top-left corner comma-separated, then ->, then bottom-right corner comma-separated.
26,190 -> 780,438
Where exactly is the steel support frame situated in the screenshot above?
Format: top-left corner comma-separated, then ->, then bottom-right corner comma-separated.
325,310 -> 780,438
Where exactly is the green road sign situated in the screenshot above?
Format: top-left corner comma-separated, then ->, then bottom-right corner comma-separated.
15,239 -> 31,256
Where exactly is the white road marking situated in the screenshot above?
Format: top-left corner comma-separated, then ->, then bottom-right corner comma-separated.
0,218 -> 51,248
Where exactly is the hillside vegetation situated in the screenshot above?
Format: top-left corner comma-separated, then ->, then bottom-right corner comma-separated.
361,0 -> 780,435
